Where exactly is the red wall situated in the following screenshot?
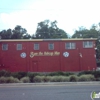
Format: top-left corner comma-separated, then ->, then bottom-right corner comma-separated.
0,39 -> 97,72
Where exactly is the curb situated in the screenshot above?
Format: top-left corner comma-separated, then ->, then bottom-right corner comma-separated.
0,81 -> 100,87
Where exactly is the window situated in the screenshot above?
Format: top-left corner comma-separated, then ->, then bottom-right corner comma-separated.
65,42 -> 76,49
17,44 -> 22,50
2,44 -> 8,50
34,43 -> 39,50
48,43 -> 54,50
83,41 -> 93,48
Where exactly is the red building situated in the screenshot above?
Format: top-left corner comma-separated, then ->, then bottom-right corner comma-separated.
0,38 -> 97,72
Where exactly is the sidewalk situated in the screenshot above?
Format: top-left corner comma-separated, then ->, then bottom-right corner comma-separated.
0,81 -> 100,87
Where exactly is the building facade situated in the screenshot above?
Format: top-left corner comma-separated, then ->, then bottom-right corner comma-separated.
0,38 -> 97,72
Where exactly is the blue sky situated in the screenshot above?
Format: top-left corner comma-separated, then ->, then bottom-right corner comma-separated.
0,0 -> 100,36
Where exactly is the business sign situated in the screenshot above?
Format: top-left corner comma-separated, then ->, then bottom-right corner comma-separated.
30,51 -> 60,58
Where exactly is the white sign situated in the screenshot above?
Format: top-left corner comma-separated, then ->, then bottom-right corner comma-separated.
20,52 -> 26,58
63,52 -> 69,57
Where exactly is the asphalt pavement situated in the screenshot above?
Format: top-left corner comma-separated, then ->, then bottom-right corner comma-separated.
0,82 -> 100,100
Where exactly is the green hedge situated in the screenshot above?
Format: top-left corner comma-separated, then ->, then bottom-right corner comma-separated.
0,70 -> 99,83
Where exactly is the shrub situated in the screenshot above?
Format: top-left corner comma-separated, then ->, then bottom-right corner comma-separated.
78,71 -> 100,77
0,76 -> 7,83
49,76 -> 69,82
64,72 -> 75,76
47,72 -> 65,76
92,71 -> 100,79
69,75 -> 78,82
78,74 -> 95,81
47,72 -> 60,76
6,76 -> 20,83
43,76 -> 51,82
50,76 -> 59,82
78,71 -> 93,76
0,70 -> 11,77
61,76 -> 69,82
33,76 -> 45,82
27,72 -> 42,82
11,72 -> 27,79
0,76 -> 19,83
20,77 -> 30,83
49,76 -> 58,82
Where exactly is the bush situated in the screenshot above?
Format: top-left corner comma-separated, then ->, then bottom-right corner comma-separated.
50,76 -> 61,82
33,76 -> 45,82
27,72 -> 42,82
6,76 -> 20,83
69,75 -> 78,82
61,76 -> 69,82
47,72 -> 61,76
49,76 -> 69,82
92,71 -> 100,79
47,72 -> 74,76
0,70 -> 11,77
64,72 -> 75,76
0,76 -> 20,83
43,76 -> 51,82
78,74 -> 95,81
20,77 -> 30,83
11,72 -> 27,79
0,76 -> 7,83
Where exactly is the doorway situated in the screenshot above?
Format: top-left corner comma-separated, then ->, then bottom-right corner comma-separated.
32,61 -> 38,72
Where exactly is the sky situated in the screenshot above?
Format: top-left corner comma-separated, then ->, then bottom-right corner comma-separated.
0,0 -> 100,36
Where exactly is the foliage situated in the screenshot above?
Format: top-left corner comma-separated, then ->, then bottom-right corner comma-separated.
33,76 -> 45,82
0,77 -> 7,83
72,25 -> 99,38
11,25 -> 30,39
47,72 -> 74,76
0,76 -> 19,83
0,25 -> 31,39
69,75 -> 78,82
50,76 -> 69,82
0,29 -> 12,39
0,70 -> 11,77
11,72 -> 27,79
33,75 -> 69,82
0,70 -> 99,83
6,76 -> 20,83
43,76 -> 51,82
20,77 -> 30,83
33,20 -> 68,39
78,74 -> 95,81
47,72 -> 65,76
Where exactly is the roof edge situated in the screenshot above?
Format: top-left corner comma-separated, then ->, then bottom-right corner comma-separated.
0,38 -> 97,42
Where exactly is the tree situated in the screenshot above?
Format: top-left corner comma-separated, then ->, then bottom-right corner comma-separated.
11,25 -> 31,39
33,20 -> 68,39
72,25 -> 99,38
0,29 -> 12,39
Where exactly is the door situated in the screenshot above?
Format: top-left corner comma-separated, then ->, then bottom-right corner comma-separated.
32,61 -> 38,72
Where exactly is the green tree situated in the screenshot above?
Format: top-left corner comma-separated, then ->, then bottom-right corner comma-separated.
0,29 -> 12,39
11,25 -> 31,39
33,20 -> 68,39
72,25 -> 99,38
